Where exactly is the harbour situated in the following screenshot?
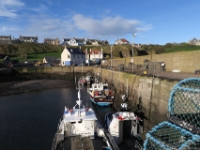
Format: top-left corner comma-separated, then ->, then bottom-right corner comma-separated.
0,87 -> 112,150
1,68 -> 200,150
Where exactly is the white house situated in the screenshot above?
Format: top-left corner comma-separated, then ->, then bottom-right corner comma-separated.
114,38 -> 129,45
61,46 -> 85,66
61,38 -> 71,45
67,37 -> 85,46
85,48 -> 103,63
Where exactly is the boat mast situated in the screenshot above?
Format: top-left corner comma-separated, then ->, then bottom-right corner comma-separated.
126,78 -> 128,97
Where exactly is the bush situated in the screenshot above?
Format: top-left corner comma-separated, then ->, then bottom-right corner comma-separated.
155,47 -> 165,54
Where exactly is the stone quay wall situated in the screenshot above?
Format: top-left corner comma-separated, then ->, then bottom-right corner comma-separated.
93,67 -> 178,130
103,50 -> 200,73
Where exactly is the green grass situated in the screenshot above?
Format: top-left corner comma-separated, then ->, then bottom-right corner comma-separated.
165,45 -> 200,53
6,51 -> 62,61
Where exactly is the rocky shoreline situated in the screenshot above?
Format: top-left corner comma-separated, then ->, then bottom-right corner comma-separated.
0,79 -> 75,96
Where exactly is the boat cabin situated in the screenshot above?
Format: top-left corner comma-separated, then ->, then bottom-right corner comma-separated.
63,107 -> 98,138
91,83 -> 108,91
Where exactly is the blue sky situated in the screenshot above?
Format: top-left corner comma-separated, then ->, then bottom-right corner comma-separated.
0,0 -> 200,45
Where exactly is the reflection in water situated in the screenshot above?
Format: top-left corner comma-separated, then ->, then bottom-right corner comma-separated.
0,87 -> 112,150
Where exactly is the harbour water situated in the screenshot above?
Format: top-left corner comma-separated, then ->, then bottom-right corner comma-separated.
0,87 -> 112,150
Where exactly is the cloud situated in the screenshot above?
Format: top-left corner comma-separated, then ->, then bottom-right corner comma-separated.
42,0 -> 53,5
0,0 -> 24,18
0,26 -> 19,32
18,15 -> 75,42
2,13 -> 152,43
31,4 -> 49,13
72,14 -> 152,37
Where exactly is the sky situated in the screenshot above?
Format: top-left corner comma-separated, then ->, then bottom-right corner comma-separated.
0,0 -> 200,45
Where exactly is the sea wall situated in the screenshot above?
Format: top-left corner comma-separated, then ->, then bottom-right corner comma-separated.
105,50 -> 200,73
93,67 -> 178,130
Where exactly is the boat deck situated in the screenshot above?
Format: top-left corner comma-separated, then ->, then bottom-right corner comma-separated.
56,136 -> 108,150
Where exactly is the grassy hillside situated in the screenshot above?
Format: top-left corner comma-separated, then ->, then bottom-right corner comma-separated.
0,43 -> 200,62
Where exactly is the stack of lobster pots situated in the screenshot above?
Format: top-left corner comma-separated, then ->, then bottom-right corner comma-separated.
143,78 -> 200,150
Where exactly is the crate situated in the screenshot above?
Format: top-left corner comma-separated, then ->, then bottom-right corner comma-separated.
168,78 -> 200,134
143,121 -> 200,150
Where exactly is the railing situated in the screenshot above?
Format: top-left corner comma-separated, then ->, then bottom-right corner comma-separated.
51,115 -> 63,150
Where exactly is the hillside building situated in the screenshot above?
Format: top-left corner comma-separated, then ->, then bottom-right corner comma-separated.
61,46 -> 85,66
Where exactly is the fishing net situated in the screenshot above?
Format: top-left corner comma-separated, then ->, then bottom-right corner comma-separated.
168,78 -> 200,134
143,121 -> 200,150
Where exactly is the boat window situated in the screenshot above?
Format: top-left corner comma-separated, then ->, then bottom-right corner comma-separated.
78,120 -> 83,123
103,86 -> 108,90
71,122 -> 76,124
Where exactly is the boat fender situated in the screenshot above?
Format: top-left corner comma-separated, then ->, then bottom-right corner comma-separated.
69,109 -> 73,113
118,116 -> 124,120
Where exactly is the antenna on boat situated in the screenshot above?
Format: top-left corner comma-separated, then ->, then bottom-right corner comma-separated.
121,78 -> 128,110
73,78 -> 84,116
126,78 -> 128,98
75,74 -> 83,90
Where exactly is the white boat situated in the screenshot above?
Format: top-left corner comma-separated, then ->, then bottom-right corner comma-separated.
78,73 -> 92,86
51,88 -> 112,150
104,94 -> 144,149
88,83 -> 115,106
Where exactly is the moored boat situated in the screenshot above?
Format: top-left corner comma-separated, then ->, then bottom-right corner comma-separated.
78,76 -> 87,86
88,83 -> 115,106
104,94 -> 144,149
78,72 -> 93,86
51,88 -> 112,150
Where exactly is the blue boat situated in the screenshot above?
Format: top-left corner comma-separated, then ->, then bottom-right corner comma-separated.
88,83 -> 115,106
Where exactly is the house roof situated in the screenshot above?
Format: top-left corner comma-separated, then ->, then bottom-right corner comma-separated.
87,38 -> 98,42
89,49 -> 101,54
0,35 -> 11,38
19,36 -> 38,39
43,57 -> 57,63
3,56 -> 11,61
83,49 -> 101,54
67,48 -> 85,55
63,38 -> 71,41
120,38 -> 129,43
44,38 -> 59,41
73,37 -> 85,42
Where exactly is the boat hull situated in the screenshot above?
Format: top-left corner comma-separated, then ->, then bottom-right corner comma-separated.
90,97 -> 113,106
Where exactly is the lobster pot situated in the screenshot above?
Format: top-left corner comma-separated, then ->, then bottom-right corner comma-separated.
143,121 -> 200,150
168,78 -> 200,134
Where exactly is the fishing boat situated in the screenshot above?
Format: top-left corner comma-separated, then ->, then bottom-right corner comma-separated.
104,94 -> 143,150
51,87 -> 112,150
78,72 -> 92,86
88,82 -> 115,106
78,76 -> 87,86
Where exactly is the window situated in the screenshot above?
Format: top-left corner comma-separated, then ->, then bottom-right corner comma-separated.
68,55 -> 70,58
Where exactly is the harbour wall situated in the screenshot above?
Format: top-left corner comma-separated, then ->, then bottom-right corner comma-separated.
93,67 -> 178,130
105,50 -> 200,72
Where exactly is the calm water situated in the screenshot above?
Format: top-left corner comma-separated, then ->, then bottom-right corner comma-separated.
0,87 -> 112,150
